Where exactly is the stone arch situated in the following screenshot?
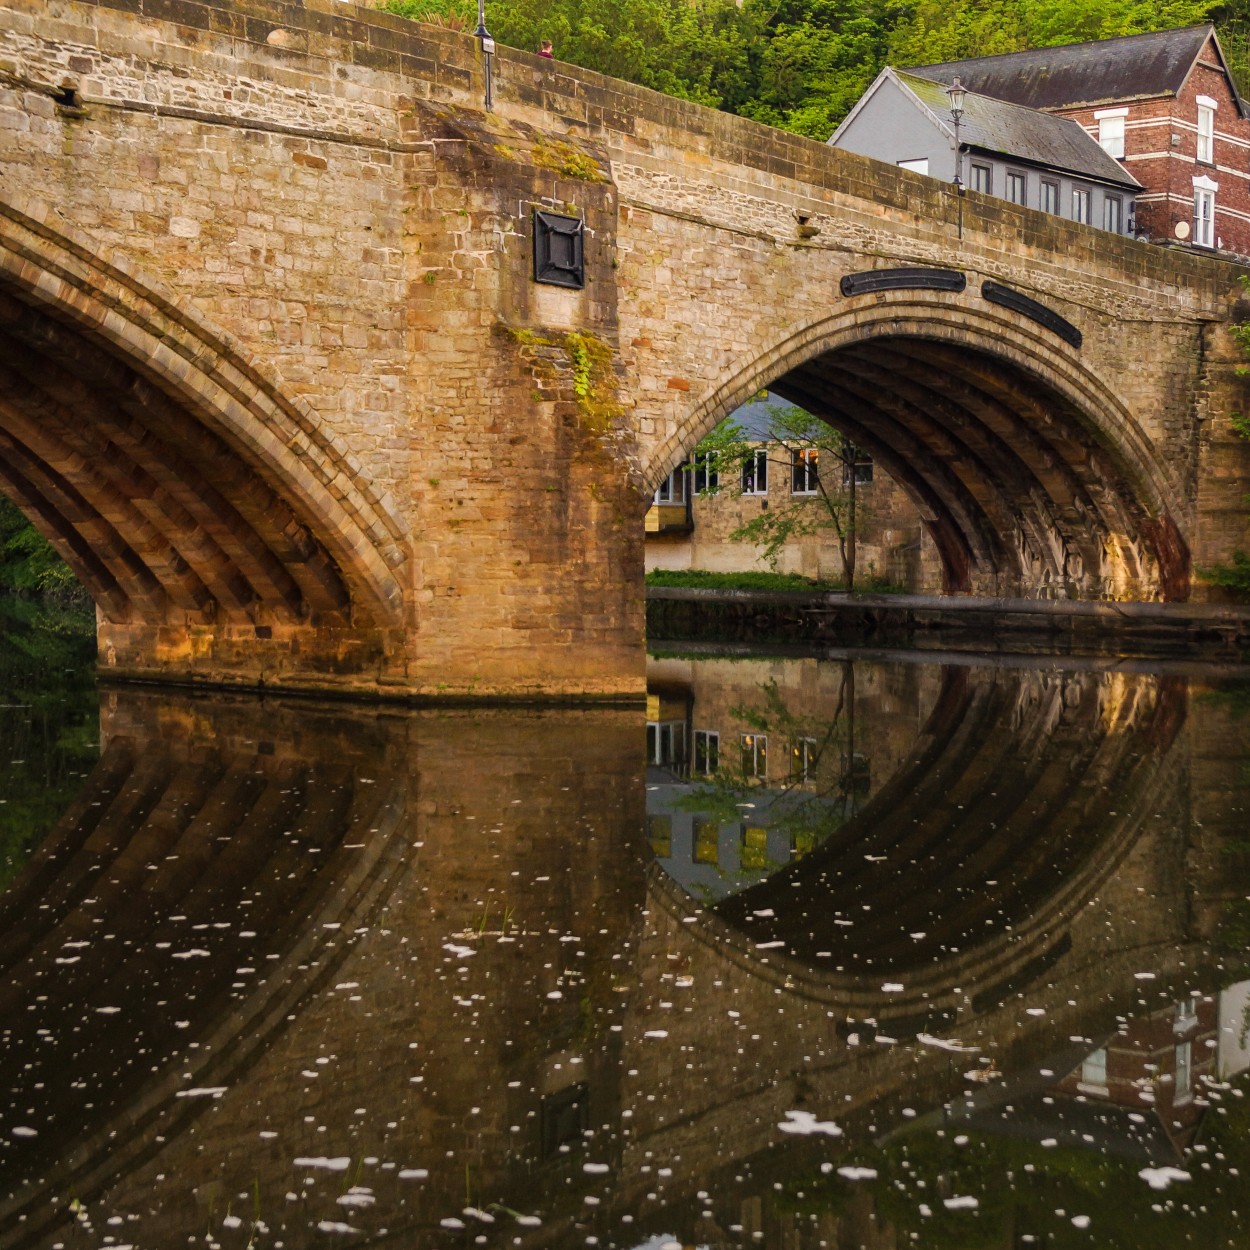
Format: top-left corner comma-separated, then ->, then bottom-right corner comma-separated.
646,295 -> 1190,600
0,196 -> 408,631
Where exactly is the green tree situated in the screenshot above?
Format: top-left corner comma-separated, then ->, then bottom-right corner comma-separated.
0,498 -> 89,608
697,405 -> 869,589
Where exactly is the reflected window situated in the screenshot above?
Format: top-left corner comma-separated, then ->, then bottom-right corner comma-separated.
741,824 -> 769,870
791,448 -> 819,495
741,733 -> 767,779
541,1083 -> 588,1159
648,814 -> 672,857
791,738 -> 817,783
693,818 -> 719,866
790,828 -> 817,860
1175,1041 -> 1192,1101
1081,1046 -> 1108,1092
742,450 -> 768,495
694,729 -> 719,775
647,721 -> 686,767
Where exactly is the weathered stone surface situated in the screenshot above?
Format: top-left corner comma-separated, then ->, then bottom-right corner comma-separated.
1,0 -> 1249,697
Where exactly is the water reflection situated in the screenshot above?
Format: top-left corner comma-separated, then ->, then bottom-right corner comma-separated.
0,650 -> 1247,1248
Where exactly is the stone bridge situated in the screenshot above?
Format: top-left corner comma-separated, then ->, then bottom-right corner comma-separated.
3,0 -> 1250,698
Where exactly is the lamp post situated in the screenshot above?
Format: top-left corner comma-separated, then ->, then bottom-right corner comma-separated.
475,0 -> 495,111
945,76 -> 966,238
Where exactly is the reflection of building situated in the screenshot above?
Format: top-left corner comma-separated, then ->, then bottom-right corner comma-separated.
645,394 -> 941,590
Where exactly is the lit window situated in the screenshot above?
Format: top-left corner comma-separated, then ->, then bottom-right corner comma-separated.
1197,102 -> 1215,163
791,448 -> 818,495
1041,180 -> 1059,214
741,450 -> 768,495
740,824 -> 769,870
1195,186 -> 1215,246
1104,196 -> 1123,233
1081,1046 -> 1108,1091
1072,187 -> 1091,224
790,738 -> 818,782
693,818 -> 720,866
1007,171 -> 1026,205
693,729 -> 719,775
1098,113 -> 1126,158
971,163 -> 992,194
740,733 -> 767,779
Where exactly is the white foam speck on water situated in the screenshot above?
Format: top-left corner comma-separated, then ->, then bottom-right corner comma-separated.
176,1088 -> 227,1098
294,1156 -> 351,1171
644,1030 -> 668,1039
397,1169 -> 428,1180
171,950 -> 210,959
917,1033 -> 979,1053
583,1163 -> 609,1174
943,1196 -> 978,1210
1140,1167 -> 1190,1190
778,1110 -> 841,1137
837,1167 -> 878,1180
10,1126 -> 37,1138
316,1221 -> 360,1234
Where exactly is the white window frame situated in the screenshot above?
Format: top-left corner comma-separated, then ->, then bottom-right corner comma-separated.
1072,186 -> 1091,224
1095,107 -> 1127,159
1194,175 -> 1217,247
790,737 -> 818,782
1041,179 -> 1059,215
1104,195 -> 1123,234
653,467 -> 686,505
1006,170 -> 1027,205
971,162 -> 992,194
693,729 -> 719,775
1197,96 -> 1216,164
740,733 -> 767,779
691,451 -> 718,495
741,449 -> 768,496
791,447 -> 819,495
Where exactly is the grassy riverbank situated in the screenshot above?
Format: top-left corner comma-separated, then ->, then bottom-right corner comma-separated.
645,569 -> 904,593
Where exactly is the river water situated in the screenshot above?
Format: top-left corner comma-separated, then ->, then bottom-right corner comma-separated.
1,617 -> 1249,1248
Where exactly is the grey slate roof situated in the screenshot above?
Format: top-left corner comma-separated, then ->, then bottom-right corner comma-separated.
905,24 -> 1243,115
893,69 -> 1141,189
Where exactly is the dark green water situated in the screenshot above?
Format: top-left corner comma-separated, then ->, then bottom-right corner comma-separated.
1,616 -> 1248,1248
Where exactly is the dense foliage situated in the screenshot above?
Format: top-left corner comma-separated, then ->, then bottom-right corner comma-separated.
0,498 -> 89,608
378,0 -> 1247,139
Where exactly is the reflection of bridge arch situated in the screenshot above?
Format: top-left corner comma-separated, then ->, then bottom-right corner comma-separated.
0,198 -> 407,639
647,298 -> 1190,601
0,692 -> 411,1244
650,662 -> 1187,1025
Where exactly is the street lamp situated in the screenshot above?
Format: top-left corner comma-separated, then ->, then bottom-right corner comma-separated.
475,0 -> 495,111
944,76 -> 966,238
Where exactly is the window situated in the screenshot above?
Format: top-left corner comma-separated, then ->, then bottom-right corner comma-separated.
1080,1047 -> 1109,1093
740,733 -> 767,779
791,448 -> 818,495
1175,1041 -> 1192,1101
1041,179 -> 1059,214
691,452 -> 718,494
971,162 -> 992,194
653,467 -> 686,505
1194,185 -> 1215,246
1006,171 -> 1027,205
741,449 -> 768,495
693,818 -> 720,866
843,446 -> 873,485
790,738 -> 818,782
1096,110 -> 1127,159
647,721 -> 685,767
693,729 -> 719,775
647,814 -> 672,857
1197,101 -> 1215,164
740,824 -> 769,870
1104,196 -> 1123,234
1072,187 -> 1091,224
897,157 -> 929,175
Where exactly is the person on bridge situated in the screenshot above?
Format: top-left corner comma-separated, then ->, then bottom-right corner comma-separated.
538,39 -> 554,58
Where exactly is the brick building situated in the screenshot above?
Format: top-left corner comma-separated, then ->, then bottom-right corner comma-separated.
908,25 -> 1250,255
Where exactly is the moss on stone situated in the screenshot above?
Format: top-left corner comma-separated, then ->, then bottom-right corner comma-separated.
532,137 -> 604,183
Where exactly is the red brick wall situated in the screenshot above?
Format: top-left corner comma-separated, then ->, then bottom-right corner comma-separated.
1059,36 -> 1250,254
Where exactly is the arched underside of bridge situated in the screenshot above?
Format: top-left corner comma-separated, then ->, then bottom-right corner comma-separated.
0,203 -> 407,652
665,305 -> 1191,601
